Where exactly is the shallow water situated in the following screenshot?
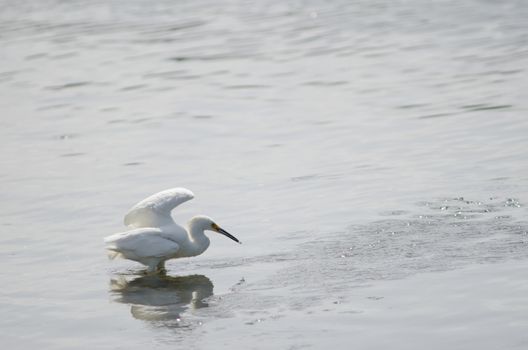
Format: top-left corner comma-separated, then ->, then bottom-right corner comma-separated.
1,0 -> 528,348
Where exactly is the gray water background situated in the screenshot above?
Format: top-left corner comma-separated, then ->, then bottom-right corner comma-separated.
1,0 -> 528,348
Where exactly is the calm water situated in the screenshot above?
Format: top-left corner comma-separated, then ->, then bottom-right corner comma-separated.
1,0 -> 528,348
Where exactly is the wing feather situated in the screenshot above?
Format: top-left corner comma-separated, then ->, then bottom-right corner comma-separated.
124,188 -> 194,228
104,228 -> 180,259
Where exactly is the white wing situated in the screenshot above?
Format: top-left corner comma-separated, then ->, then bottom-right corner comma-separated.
104,228 -> 180,259
124,188 -> 194,228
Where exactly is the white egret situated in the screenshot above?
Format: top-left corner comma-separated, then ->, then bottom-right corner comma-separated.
104,188 -> 240,273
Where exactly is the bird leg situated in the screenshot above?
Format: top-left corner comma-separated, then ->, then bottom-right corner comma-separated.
156,261 -> 167,274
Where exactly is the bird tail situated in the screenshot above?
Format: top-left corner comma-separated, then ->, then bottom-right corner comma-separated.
106,248 -> 123,260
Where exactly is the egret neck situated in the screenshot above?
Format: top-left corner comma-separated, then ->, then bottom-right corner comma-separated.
183,217 -> 211,257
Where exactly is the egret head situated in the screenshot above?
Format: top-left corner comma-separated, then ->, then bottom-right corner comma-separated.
191,215 -> 241,244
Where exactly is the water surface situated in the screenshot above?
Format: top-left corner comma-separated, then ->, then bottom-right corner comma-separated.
1,0 -> 528,348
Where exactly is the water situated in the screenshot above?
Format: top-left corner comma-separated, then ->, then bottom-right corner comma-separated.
1,0 -> 528,348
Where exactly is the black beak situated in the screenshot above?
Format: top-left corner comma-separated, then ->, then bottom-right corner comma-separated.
218,227 -> 241,244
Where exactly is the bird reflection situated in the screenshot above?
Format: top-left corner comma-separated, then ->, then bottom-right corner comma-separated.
110,274 -> 213,325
